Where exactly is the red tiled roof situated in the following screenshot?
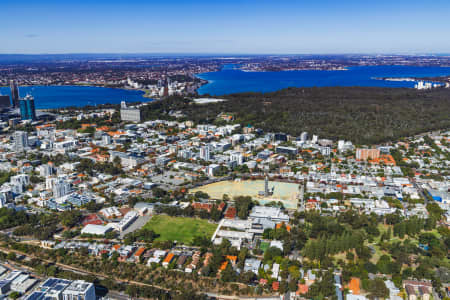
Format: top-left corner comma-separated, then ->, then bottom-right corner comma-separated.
192,202 -> 212,212
82,214 -> 105,226
297,284 -> 308,295
348,277 -> 360,295
134,247 -> 146,257
224,206 -> 236,219
163,253 -> 174,263
218,202 -> 226,211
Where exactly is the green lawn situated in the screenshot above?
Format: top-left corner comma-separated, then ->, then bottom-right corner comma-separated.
260,241 -> 270,252
143,215 -> 217,245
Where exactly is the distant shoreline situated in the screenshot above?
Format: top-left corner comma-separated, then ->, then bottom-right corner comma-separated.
195,65 -> 450,96
0,84 -> 153,110
373,76 -> 449,86
0,83 -> 154,99
238,66 -> 349,72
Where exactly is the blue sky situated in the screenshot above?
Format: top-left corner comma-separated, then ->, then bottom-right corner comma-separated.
1,0 -> 450,54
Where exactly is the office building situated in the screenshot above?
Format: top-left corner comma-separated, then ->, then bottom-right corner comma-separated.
113,210 -> 138,232
102,134 -> 112,145
81,224 -> 112,236
19,95 -> 36,120
0,194 -> 7,208
53,179 -> 71,199
11,273 -> 38,294
46,177 -> 57,190
10,80 -> 19,108
26,278 -> 71,300
0,279 -> 11,295
120,102 -> 142,122
274,132 -> 288,142
163,78 -> 169,97
39,164 -> 54,177
0,271 -> 21,295
62,280 -> 96,300
230,151 -> 244,165
0,95 -> 10,108
321,146 -> 331,156
249,206 -> 289,223
200,145 -> 211,161
415,81 -> 433,90
14,131 -> 28,151
356,148 -> 380,161
11,174 -> 30,188
338,140 -> 345,152
300,132 -> 308,142
0,187 -> 13,202
276,146 -> 298,155
26,278 -> 95,300
109,151 -> 145,168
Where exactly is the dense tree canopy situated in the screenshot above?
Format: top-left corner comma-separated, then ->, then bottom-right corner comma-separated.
142,87 -> 450,144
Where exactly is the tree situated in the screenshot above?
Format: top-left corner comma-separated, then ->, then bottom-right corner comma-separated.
279,280 -> 288,294
210,206 -> 222,222
192,236 -> 211,248
238,247 -> 248,269
288,279 -> 298,292
194,191 -> 209,199
288,265 -> 300,280
221,263 -> 236,282
307,271 -> 335,299
234,196 -> 253,219
264,247 -> 283,262
9,291 -> 21,299
366,278 -> 389,299
238,271 -> 256,284
6,252 -> 16,261
163,87 -> 450,144
426,202 -> 444,219
376,255 -> 395,275
59,210 -> 82,228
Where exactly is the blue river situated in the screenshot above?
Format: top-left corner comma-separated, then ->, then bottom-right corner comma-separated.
0,85 -> 149,109
1,65 -> 450,108
197,65 -> 450,96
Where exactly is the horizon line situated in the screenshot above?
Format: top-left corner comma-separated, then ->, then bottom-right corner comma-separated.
1,52 -> 450,56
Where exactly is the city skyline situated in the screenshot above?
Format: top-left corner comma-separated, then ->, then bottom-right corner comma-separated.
2,0 -> 450,54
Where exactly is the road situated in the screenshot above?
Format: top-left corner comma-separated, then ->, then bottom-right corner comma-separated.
0,246 -> 173,292
105,290 -> 131,300
412,179 -> 429,205
0,246 -> 250,299
0,247 -> 264,300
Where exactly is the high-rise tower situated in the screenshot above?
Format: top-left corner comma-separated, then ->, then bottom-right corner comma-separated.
264,174 -> 269,196
14,131 -> 28,152
19,95 -> 36,120
163,78 -> 169,97
9,80 -> 19,108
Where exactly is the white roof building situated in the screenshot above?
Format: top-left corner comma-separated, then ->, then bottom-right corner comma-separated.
81,224 -> 112,236
249,206 -> 289,223
62,280 -> 96,300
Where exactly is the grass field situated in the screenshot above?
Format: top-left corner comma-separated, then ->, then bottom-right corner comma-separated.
259,241 -> 270,252
143,215 -> 217,245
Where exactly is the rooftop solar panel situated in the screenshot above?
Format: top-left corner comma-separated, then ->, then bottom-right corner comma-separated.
26,291 -> 44,300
